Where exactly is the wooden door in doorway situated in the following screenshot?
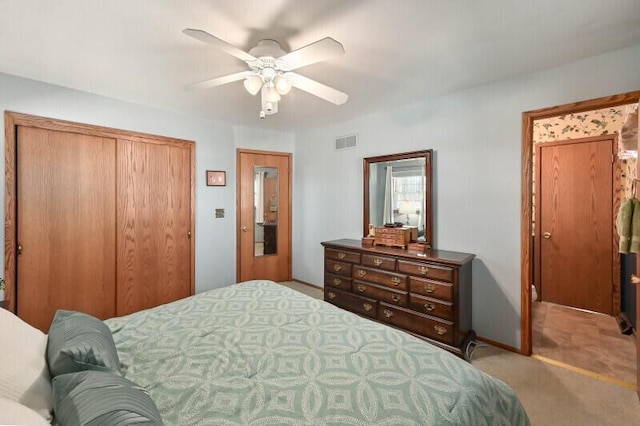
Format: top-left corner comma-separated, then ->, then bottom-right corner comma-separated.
237,149 -> 291,282
536,135 -> 615,315
16,126 -> 117,331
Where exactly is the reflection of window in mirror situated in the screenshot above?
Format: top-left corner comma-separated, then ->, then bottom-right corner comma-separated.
364,150 -> 432,247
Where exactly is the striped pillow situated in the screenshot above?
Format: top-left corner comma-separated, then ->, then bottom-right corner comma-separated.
47,310 -> 121,377
52,371 -> 163,425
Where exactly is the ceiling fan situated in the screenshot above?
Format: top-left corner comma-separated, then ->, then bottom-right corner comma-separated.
183,29 -> 348,118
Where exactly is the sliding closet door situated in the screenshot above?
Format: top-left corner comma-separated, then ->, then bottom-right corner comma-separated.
116,139 -> 192,315
16,126 -> 117,331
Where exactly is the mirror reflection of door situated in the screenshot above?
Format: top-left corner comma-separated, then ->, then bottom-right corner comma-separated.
254,167 -> 278,256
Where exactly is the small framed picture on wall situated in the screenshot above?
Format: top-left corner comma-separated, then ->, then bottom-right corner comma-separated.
206,170 -> 226,186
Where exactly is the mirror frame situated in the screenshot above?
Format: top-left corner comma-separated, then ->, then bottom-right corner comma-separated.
363,149 -> 433,248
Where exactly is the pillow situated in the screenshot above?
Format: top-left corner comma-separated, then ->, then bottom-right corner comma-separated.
0,309 -> 53,421
0,397 -> 52,426
47,310 -> 121,377
52,371 -> 163,425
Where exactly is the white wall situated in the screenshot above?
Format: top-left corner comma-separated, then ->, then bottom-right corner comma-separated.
292,43 -> 640,349
0,73 -> 293,294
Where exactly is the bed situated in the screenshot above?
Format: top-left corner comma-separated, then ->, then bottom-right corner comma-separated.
103,280 -> 530,425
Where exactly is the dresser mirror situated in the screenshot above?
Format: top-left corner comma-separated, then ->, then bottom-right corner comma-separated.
363,150 -> 433,248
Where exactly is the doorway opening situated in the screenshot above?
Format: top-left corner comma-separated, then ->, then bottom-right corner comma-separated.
521,92 -> 640,387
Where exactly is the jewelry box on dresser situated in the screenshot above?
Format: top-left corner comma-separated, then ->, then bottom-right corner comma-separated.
322,238 -> 476,359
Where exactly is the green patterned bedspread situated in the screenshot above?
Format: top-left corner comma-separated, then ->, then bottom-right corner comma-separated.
106,280 -> 529,425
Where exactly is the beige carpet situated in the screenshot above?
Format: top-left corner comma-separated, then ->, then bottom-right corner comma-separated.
280,281 -> 640,425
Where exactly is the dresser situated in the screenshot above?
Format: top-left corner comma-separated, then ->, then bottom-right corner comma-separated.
322,239 -> 475,359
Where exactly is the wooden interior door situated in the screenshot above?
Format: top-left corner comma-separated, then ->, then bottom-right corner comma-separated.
16,126 -> 117,331
116,139 -> 193,315
237,149 -> 291,282
536,136 -> 615,314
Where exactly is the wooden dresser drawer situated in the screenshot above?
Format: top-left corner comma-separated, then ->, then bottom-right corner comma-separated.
352,266 -> 407,290
324,273 -> 352,291
325,287 -> 377,319
353,280 -> 407,307
326,248 -> 361,264
409,277 -> 453,301
378,303 -> 455,345
325,259 -> 353,277
362,254 -> 396,271
409,293 -> 454,321
398,260 -> 454,283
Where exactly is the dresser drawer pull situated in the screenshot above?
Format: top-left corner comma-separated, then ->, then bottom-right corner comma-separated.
390,277 -> 402,286
424,302 -> 435,312
328,292 -> 336,300
373,258 -> 383,266
338,252 -> 346,259
424,283 -> 436,293
419,265 -> 429,275
357,284 -> 366,293
357,269 -> 367,278
332,278 -> 342,286
383,309 -> 393,318
391,293 -> 401,302
363,303 -> 373,312
434,325 -> 447,335
333,264 -> 343,272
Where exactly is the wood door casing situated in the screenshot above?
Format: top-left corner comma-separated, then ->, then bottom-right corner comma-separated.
536,136 -> 615,314
116,139 -> 192,316
237,149 -> 292,282
16,126 -> 117,331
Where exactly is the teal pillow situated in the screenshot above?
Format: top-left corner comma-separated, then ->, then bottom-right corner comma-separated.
47,310 -> 121,377
52,371 -> 163,425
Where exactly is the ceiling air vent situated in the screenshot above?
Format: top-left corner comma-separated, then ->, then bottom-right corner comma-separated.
335,133 -> 358,151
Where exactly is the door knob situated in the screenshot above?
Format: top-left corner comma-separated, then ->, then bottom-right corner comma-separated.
242,226 -> 248,232
542,232 -> 551,239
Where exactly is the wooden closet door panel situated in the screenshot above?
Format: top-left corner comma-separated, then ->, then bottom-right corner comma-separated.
117,139 -> 192,315
17,127 -> 117,332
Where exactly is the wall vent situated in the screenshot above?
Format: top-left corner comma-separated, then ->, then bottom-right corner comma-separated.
335,133 -> 358,151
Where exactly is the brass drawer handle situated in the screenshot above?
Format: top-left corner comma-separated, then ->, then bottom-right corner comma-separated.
338,252 -> 346,259
419,265 -> 429,275
332,278 -> 342,286
424,283 -> 436,293
357,269 -> 367,278
383,309 -> 393,318
363,303 -> 373,312
391,293 -> 401,302
328,291 -> 336,300
390,277 -> 401,286
357,284 -> 366,293
434,325 -> 447,335
333,264 -> 343,272
373,258 -> 383,266
424,302 -> 435,312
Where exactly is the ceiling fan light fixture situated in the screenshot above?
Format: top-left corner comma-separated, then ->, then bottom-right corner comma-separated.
243,75 -> 263,96
262,84 -> 281,103
274,75 -> 292,95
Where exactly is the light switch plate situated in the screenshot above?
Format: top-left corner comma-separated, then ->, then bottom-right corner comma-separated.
215,208 -> 224,218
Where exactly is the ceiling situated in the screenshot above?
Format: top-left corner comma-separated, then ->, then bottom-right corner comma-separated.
1,0 -> 640,131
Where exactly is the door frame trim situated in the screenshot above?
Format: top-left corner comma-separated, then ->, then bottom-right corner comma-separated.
236,148 -> 293,283
534,135 -> 620,315
521,91 -> 640,355
4,111 -> 196,314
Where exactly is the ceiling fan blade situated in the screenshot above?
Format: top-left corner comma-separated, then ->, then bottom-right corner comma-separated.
278,37 -> 345,71
288,73 -> 348,105
186,71 -> 253,91
183,28 -> 257,63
